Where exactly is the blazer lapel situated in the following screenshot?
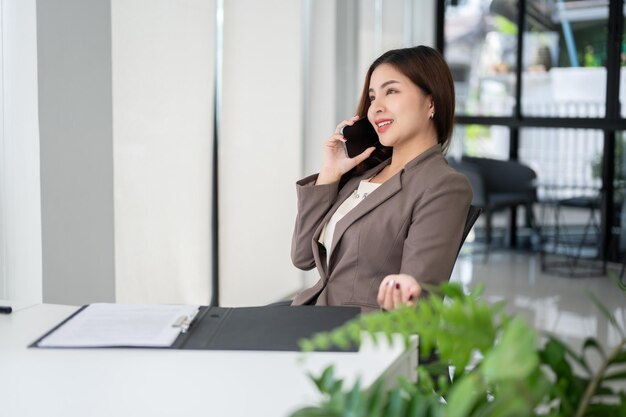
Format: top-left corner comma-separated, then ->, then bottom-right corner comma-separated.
328,170 -> 402,264
311,162 -> 391,277
311,175 -> 360,278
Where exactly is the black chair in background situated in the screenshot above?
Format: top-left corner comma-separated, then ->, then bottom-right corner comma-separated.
448,156 -> 538,253
458,205 -> 482,257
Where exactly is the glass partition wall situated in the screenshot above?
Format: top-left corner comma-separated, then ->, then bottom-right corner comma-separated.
441,0 -> 626,261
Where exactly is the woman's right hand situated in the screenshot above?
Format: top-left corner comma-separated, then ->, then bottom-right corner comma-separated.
377,274 -> 421,311
316,116 -> 376,185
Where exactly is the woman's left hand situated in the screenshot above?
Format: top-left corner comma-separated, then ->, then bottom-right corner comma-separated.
377,274 -> 421,310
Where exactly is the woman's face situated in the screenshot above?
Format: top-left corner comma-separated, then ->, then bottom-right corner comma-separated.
366,63 -> 435,150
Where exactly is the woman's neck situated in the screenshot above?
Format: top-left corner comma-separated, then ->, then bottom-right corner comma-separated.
370,135 -> 438,184
388,135 -> 438,173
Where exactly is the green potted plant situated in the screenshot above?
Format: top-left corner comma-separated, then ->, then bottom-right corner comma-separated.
291,282 -> 626,417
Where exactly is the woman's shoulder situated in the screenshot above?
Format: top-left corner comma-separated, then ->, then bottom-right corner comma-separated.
405,155 -> 472,195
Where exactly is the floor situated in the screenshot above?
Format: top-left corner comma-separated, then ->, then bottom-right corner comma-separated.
451,247 -> 626,376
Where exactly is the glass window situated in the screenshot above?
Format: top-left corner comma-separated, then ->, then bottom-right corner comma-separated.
444,0 -> 518,116
448,124 -> 510,160
522,0 -> 608,117
519,128 -> 603,201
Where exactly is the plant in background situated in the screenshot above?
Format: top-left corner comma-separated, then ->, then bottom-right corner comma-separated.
463,125 -> 493,157
291,283 -> 626,417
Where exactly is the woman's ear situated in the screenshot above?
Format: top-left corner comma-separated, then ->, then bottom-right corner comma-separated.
427,96 -> 435,119
428,96 -> 435,112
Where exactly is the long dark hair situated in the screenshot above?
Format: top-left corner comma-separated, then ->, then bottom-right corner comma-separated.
341,46 -> 455,187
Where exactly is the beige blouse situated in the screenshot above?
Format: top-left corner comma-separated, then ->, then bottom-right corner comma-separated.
318,179 -> 381,256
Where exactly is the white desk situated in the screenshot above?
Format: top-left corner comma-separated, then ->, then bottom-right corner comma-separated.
0,303 -> 417,417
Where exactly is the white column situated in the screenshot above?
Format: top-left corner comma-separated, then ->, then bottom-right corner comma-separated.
219,0 -> 304,306
112,0 -> 215,304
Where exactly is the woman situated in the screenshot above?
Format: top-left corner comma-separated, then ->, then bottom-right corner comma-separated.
291,46 -> 472,312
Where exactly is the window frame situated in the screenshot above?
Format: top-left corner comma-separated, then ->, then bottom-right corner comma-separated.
437,0 -> 625,259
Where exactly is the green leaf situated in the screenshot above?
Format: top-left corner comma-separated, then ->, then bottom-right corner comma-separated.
472,389 -> 534,417
437,374 -> 450,395
299,339 -> 315,352
604,370 -> 626,381
482,318 -> 538,383
289,407 -> 340,417
310,366 -> 343,396
330,330 -> 351,350
587,291 -> 626,339
366,381 -> 386,417
470,282 -> 486,298
608,349 -> 626,365
384,388 -> 406,417
416,367 -> 435,393
311,333 -> 332,351
582,337 -> 606,360
438,282 -> 466,299
585,402 -> 626,417
406,394 -> 429,417
345,379 -> 365,416
447,374 -> 483,417
541,335 -> 590,376
606,269 -> 626,292
398,377 -> 417,396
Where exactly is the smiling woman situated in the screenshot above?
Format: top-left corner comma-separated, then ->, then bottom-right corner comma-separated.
290,46 -> 472,313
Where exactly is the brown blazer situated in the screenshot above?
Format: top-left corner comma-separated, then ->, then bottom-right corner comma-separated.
291,144 -> 472,312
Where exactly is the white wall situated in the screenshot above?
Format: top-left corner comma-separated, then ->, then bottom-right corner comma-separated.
111,0 -> 214,305
219,0 -> 304,306
0,0 -> 42,303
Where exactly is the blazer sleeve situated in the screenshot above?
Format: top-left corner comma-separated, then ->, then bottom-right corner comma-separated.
291,174 -> 340,270
400,171 -> 472,288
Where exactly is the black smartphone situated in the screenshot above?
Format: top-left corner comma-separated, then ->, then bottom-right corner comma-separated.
341,117 -> 380,158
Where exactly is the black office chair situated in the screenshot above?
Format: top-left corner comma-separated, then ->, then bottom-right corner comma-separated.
458,205 -> 482,257
270,205 -> 481,306
448,157 -> 538,253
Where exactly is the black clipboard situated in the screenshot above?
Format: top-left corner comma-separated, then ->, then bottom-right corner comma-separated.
29,305 -> 360,352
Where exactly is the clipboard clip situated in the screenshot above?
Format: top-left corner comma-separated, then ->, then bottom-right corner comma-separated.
172,309 -> 199,334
